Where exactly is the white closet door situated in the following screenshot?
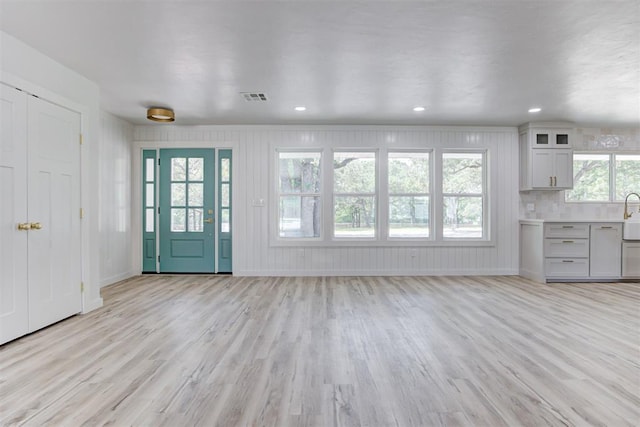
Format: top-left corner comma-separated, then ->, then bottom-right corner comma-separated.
0,84 -> 29,344
27,96 -> 82,332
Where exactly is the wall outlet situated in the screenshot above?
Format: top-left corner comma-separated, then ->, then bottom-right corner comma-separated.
252,198 -> 265,207
526,203 -> 535,212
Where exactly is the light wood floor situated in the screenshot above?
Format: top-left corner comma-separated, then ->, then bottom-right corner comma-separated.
1,275 -> 638,426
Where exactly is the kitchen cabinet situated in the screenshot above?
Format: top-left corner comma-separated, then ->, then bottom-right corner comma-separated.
622,242 -> 640,279
590,223 -> 622,278
520,220 -> 623,282
519,122 -> 574,191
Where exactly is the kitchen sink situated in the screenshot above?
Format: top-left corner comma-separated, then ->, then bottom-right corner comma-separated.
623,220 -> 640,240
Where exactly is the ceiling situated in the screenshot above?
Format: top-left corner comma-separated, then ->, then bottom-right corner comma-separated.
1,1 -> 639,127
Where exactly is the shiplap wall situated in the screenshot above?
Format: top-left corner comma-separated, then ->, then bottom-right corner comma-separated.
134,125 -> 520,276
99,112 -> 134,286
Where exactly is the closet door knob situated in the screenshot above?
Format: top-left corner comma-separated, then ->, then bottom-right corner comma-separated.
17,223 -> 31,231
30,222 -> 43,230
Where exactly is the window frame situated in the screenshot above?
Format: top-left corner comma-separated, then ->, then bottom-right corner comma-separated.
332,149 -> 379,240
565,151 -> 640,203
275,149 -> 324,241
270,145 -> 494,248
386,149 -> 434,240
440,149 -> 489,241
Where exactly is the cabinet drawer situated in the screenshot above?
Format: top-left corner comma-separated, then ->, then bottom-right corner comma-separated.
544,223 -> 589,238
545,258 -> 589,277
544,238 -> 589,258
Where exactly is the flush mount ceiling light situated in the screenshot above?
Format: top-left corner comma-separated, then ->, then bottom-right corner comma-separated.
413,106 -> 426,112
528,107 -> 542,113
294,106 -> 307,111
147,107 -> 175,122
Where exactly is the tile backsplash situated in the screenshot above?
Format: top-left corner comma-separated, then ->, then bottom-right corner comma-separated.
520,127 -> 640,220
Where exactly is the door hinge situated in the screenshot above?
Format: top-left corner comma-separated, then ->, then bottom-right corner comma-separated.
157,207 -> 160,214
80,282 -> 84,292
79,134 -> 84,145
80,208 -> 85,219
158,158 -> 161,166
157,255 -> 160,262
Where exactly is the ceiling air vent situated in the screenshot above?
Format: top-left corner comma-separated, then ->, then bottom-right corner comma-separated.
240,92 -> 268,102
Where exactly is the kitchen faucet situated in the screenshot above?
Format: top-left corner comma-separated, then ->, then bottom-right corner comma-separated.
624,192 -> 640,220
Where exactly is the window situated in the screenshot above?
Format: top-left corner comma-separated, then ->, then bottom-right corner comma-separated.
388,151 -> 431,238
333,151 -> 377,238
566,153 -> 640,202
277,151 -> 321,238
616,154 -> 640,201
442,152 -> 485,239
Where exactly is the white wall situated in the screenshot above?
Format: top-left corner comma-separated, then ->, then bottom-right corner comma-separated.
134,125 -> 521,276
1,31 -> 103,311
99,112 -> 134,287
520,127 -> 640,220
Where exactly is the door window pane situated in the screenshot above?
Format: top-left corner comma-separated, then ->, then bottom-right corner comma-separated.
171,208 -> 186,232
334,196 -> 375,238
221,209 -> 230,233
171,158 -> 186,181
615,154 -> 640,201
389,196 -> 429,238
443,196 -> 483,238
221,183 -> 230,208
188,208 -> 204,232
171,183 -> 186,206
145,208 -> 155,232
145,183 -> 154,207
145,158 -> 155,182
188,183 -> 203,206
566,154 -> 610,201
279,196 -> 320,237
221,158 -> 230,182
188,158 -> 204,181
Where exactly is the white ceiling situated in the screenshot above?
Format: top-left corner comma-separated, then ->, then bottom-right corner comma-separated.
1,1 -> 639,127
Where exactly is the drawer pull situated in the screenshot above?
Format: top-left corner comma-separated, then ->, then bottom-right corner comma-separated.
562,260 -> 574,263
562,226 -> 574,229
600,226 -> 613,229
562,240 -> 574,243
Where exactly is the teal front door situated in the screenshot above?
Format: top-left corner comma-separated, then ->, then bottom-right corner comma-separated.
159,149 -> 215,273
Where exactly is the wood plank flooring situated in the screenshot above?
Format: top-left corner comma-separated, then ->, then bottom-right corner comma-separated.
0,275 -> 638,426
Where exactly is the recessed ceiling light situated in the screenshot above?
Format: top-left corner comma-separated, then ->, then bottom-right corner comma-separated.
294,106 -> 306,111
528,107 -> 542,113
413,106 -> 425,112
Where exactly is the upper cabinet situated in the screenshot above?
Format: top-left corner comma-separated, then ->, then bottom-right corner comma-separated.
519,122 -> 574,191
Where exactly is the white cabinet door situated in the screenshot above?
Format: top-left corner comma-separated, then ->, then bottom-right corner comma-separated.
27,96 -> 82,332
531,149 -> 573,189
590,224 -> 622,278
0,84 -> 29,344
553,150 -> 573,189
531,150 -> 556,188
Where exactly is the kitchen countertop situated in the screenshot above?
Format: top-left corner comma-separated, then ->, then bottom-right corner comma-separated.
520,219 -> 624,224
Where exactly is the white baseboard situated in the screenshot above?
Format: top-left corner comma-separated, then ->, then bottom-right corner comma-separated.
100,271 -> 136,288
82,297 -> 103,313
233,269 -> 519,277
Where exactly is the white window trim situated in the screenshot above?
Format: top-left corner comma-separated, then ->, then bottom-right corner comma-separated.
331,149 -> 379,240
274,148 -> 324,242
440,149 -> 490,242
270,146 -> 495,248
565,151 -> 640,203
